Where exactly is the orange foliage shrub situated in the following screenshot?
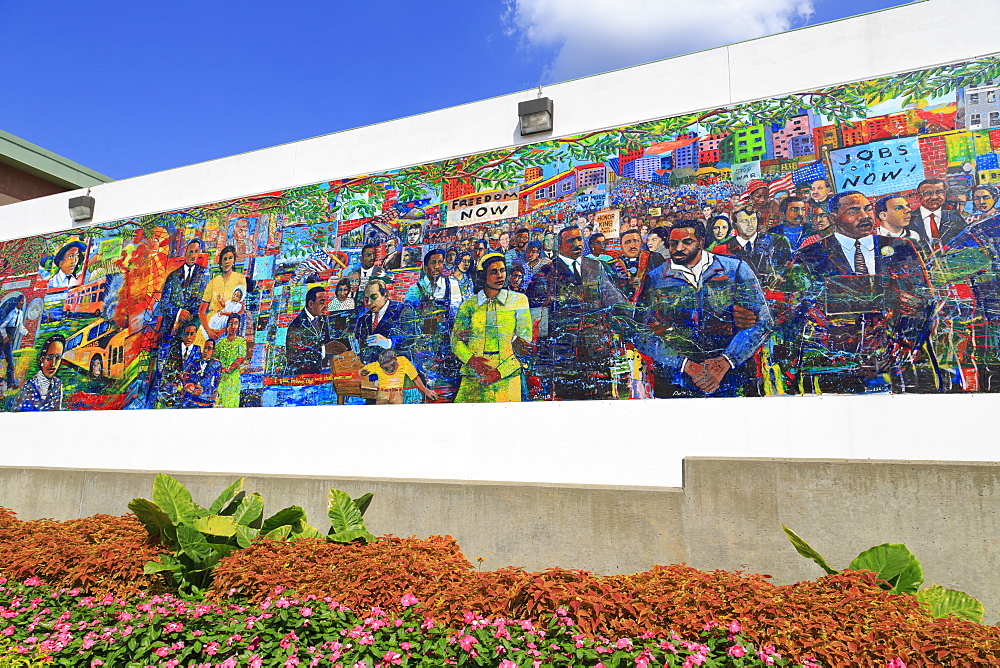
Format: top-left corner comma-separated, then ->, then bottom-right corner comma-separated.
0,507 -> 166,597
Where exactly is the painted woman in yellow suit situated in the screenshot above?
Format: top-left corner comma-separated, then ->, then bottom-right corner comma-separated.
451,253 -> 533,403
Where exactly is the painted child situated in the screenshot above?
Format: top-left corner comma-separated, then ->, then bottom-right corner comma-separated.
208,287 -> 245,331
359,348 -> 438,405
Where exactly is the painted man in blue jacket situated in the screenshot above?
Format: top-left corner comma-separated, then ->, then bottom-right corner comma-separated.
636,219 -> 773,397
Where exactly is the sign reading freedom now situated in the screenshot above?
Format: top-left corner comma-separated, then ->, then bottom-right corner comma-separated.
445,188 -> 518,227
830,137 -> 926,196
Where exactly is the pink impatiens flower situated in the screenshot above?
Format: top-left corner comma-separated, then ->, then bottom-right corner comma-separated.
382,650 -> 403,665
400,593 -> 419,608
458,635 -> 476,651
727,645 -> 747,657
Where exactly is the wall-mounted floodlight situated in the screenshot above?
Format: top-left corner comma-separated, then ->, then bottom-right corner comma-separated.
518,97 -> 554,136
69,194 -> 96,225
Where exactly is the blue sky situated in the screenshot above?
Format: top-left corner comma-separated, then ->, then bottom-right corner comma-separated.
0,0 -> 912,180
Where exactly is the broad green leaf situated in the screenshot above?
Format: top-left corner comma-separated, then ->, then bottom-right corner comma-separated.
353,492 -> 374,517
264,525 -> 292,540
329,528 -> 377,544
234,525 -> 258,549
849,544 -> 922,592
232,493 -> 264,527
328,489 -> 366,535
292,522 -> 325,539
890,557 -> 924,595
143,560 -> 182,575
261,505 -> 306,534
915,585 -> 985,623
151,474 -> 197,525
782,526 -> 838,575
177,524 -> 214,562
191,503 -> 210,519
209,478 -> 245,515
220,491 -> 247,517
127,498 -> 177,544
192,515 -> 238,538
208,543 -> 236,559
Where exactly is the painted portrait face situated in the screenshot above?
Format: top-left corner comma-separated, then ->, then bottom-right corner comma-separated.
509,268 -> 525,289
220,250 -> 236,273
974,188 -> 997,213
750,187 -> 769,208
833,193 -> 875,238
425,254 -> 444,279
558,228 -> 584,260
407,226 -> 422,245
182,325 -> 198,342
59,247 -> 80,275
226,317 -> 241,335
589,235 -> 606,256
526,246 -> 539,262
785,201 -> 808,226
880,197 -> 911,230
646,232 -> 664,252
621,232 -> 642,258
306,290 -> 328,317
712,220 -> 729,240
184,241 -> 201,266
811,207 -> 831,231
810,179 -> 831,202
668,227 -> 703,266
459,256 -> 471,272
363,282 -> 388,313
40,340 -> 64,379
917,182 -> 946,211
474,241 -> 487,260
734,210 -> 759,239
361,247 -> 376,269
446,249 -> 457,264
499,231 -> 510,248
386,238 -> 398,254
202,339 -> 216,359
484,261 -> 507,291
348,272 -> 361,292
336,283 -> 350,299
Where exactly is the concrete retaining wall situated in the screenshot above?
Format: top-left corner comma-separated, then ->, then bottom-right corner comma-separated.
0,458 -> 996,619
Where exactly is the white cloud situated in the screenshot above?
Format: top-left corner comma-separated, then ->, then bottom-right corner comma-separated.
504,0 -> 815,82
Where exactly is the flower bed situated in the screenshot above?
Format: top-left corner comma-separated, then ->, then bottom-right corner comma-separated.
0,578 -> 807,666
1,508 -> 999,666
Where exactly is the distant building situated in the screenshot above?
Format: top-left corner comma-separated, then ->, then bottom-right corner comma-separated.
772,115 -> 813,159
0,129 -> 110,207
623,155 -> 669,182
964,80 -> 1000,130
442,180 -> 475,201
574,163 -> 606,188
673,133 -> 700,170
731,125 -> 772,163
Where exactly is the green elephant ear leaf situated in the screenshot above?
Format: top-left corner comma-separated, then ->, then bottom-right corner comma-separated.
192,515 -> 238,538
915,585 -> 985,623
152,474 -> 197,525
329,528 -> 376,544
232,493 -> 264,528
353,493 -> 374,517
234,525 -> 258,549
128,498 -> 177,544
849,543 -> 923,593
264,525 -> 292,540
329,489 -> 366,535
143,556 -> 182,575
261,506 -> 307,534
782,525 -> 838,575
209,478 -> 245,515
176,524 -> 214,563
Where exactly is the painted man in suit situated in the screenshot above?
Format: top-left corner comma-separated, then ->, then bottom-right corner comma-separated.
719,207 -> 792,285
285,285 -> 341,375
524,225 -> 632,399
909,178 -> 966,247
355,278 -> 410,364
635,220 -> 772,397
180,338 -> 223,408
791,190 -> 932,393
154,239 -> 209,338
158,322 -> 202,407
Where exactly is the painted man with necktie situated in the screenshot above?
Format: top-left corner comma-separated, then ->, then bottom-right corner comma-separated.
157,322 -> 202,407
524,225 -> 632,399
154,239 -> 210,338
791,191 -> 931,393
909,178 -> 966,247
0,295 -> 28,388
285,286 -> 341,375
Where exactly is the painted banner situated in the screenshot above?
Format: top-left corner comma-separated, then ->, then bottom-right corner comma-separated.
830,137 -> 926,196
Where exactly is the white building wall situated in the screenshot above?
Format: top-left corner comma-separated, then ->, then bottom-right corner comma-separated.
1,0 -> 998,488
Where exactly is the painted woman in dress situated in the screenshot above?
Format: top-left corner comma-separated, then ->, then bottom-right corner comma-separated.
214,314 -> 247,408
198,245 -> 247,344
451,251 -> 475,302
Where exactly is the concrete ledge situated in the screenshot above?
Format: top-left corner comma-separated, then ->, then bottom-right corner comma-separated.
2,458 -> 997,621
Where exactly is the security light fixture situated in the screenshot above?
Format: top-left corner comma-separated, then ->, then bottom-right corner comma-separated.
519,97 -> 554,136
69,194 -> 96,225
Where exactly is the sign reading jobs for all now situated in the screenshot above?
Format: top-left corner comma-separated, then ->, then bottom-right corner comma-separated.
829,137 -> 925,196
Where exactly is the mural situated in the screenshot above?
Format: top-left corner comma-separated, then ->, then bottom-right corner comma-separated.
4,56 -> 1000,410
